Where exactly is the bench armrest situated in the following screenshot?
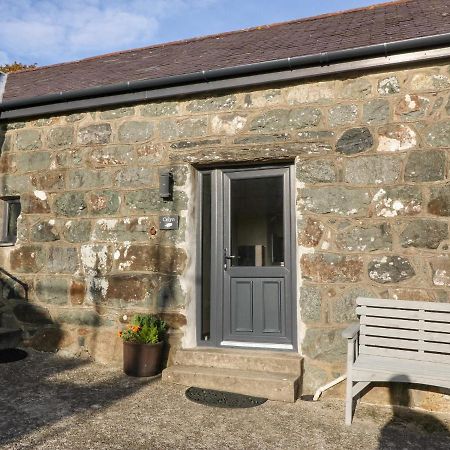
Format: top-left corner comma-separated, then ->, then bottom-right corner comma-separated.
342,323 -> 360,339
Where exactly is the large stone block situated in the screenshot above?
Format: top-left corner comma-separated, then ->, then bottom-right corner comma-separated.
54,192 -> 87,216
302,327 -> 347,363
428,185 -> 450,216
48,126 -> 74,148
249,108 -> 321,133
141,101 -> 178,117
89,145 -> 134,167
363,99 -> 390,124
299,285 -> 322,323
211,114 -> 247,136
115,167 -> 157,188
99,107 -> 135,120
35,277 -> 69,305
299,187 -> 370,216
343,155 -> 401,184
332,287 -> 375,323
114,244 -> 187,274
0,175 -> 32,195
296,159 -> 336,184
400,220 -> 448,249
80,244 -> 112,276
377,124 -> 417,152
328,105 -> 358,126
301,254 -> 363,283
341,78 -> 372,98
336,224 -> 392,252
287,81 -> 335,104
47,247 -> 79,273
425,121 -> 450,147
336,127 -> 373,155
118,121 -> 154,143
377,76 -> 400,95
368,256 -> 415,284
88,190 -> 120,215
187,94 -> 237,112
31,220 -> 60,242
10,245 -> 45,273
17,151 -> 51,172
104,274 -> 157,305
92,217 -> 158,242
404,150 -> 446,182
31,171 -> 65,191
77,123 -> 112,144
21,193 -> 50,214
395,94 -> 430,119
54,309 -> 103,327
430,257 -> 450,287
297,217 -> 324,248
66,169 -> 113,190
15,129 -> 41,151
371,186 -> 422,217
63,220 -> 92,243
159,118 -> 208,140
124,190 -> 187,214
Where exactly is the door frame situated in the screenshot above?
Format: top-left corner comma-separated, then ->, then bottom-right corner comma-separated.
195,163 -> 298,351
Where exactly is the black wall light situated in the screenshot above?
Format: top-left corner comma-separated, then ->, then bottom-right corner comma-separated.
159,171 -> 173,199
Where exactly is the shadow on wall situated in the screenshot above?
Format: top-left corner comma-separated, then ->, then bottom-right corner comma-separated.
376,377 -> 450,449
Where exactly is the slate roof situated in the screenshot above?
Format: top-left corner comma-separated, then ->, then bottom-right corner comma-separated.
3,0 -> 450,102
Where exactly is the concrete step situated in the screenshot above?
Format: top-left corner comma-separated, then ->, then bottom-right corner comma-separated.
162,365 -> 300,402
0,327 -> 22,350
175,348 -> 302,375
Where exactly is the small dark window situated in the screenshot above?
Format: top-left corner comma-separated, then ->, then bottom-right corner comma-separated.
0,197 -> 21,244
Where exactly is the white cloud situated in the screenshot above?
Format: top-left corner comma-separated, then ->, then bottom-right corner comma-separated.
0,0 -> 218,65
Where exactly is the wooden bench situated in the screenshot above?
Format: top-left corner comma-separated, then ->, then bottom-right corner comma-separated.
343,297 -> 450,425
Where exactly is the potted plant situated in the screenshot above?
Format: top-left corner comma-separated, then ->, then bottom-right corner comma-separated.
118,314 -> 167,377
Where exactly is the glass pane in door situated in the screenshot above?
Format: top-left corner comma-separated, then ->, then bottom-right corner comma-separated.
230,176 -> 284,267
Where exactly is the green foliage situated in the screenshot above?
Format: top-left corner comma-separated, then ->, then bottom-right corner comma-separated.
0,62 -> 38,73
119,314 -> 167,344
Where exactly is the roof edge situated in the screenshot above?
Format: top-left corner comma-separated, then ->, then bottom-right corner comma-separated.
2,31 -> 450,120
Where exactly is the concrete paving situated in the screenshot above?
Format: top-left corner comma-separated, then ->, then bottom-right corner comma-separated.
0,349 -> 449,450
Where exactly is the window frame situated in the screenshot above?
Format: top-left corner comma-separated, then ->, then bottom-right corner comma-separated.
0,196 -> 21,245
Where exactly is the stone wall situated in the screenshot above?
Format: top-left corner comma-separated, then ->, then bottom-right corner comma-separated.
0,59 -> 450,411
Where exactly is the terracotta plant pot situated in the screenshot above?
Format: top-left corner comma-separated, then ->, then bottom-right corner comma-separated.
123,340 -> 164,377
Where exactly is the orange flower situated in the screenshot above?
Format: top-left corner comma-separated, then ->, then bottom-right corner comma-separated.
118,331 -> 122,337
131,325 -> 140,333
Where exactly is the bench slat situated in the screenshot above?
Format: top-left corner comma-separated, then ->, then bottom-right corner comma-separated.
361,325 -> 450,343
360,316 -> 450,333
360,335 -> 450,354
357,297 -> 450,312
356,306 -> 450,322
359,345 -> 450,364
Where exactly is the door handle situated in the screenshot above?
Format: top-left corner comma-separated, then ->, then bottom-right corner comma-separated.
224,249 -> 238,269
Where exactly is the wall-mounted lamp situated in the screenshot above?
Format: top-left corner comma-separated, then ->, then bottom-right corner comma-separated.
159,171 -> 173,199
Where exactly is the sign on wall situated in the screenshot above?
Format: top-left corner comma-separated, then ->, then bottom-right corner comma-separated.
159,215 -> 179,230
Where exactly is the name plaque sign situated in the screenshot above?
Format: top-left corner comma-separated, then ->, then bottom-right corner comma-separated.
159,215 -> 179,230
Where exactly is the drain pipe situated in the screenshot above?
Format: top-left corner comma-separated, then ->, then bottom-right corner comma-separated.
0,72 -> 6,103
313,374 -> 347,401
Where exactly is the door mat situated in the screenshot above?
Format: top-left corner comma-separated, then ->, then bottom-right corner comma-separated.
0,348 -> 28,363
185,387 -> 267,408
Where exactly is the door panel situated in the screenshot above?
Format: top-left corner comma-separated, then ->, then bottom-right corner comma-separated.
231,279 -> 254,332
261,279 -> 283,334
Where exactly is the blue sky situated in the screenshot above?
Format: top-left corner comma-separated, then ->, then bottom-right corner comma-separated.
0,0 -> 395,67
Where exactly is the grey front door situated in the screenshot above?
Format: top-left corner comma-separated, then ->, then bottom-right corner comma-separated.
221,167 -> 294,347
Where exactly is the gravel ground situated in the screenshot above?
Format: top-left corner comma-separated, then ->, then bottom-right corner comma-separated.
0,349 -> 449,450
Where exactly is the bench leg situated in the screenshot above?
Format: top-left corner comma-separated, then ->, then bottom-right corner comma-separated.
345,375 -> 354,425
